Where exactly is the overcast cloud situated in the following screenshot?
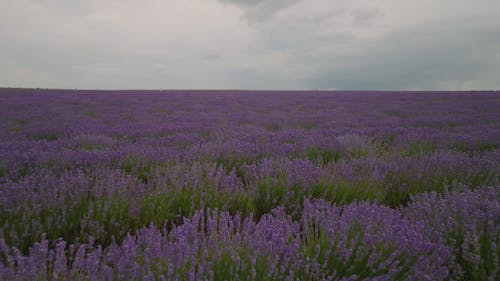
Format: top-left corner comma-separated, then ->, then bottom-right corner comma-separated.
1,0 -> 499,90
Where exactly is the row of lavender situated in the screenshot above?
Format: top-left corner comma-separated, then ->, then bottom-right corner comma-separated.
1,188 -> 498,280
1,154 -> 498,252
1,89 -> 499,280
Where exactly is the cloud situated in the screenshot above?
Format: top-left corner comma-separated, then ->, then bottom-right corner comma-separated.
0,0 -> 499,90
351,8 -> 382,26
219,0 -> 301,22
202,54 -> 222,60
223,0 -> 500,90
0,0 -> 255,89
303,19 -> 500,90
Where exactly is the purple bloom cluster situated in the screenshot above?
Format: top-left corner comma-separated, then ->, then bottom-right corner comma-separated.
0,89 -> 499,280
405,187 -> 500,281
301,199 -> 451,281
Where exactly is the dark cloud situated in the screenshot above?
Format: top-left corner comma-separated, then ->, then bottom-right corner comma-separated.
219,0 -> 301,22
304,20 -> 500,90
351,8 -> 382,25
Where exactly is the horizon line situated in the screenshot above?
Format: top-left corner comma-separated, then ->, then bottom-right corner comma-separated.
1,87 -> 499,93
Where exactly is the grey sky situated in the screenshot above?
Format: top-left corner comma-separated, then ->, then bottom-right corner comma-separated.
1,0 -> 499,90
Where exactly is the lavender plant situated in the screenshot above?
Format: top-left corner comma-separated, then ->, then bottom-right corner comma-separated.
405,187 -> 500,280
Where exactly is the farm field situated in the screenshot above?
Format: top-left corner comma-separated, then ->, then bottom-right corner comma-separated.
0,88 -> 499,280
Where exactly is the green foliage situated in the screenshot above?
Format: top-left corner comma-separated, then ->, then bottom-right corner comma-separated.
211,251 -> 239,280
225,191 -> 254,217
301,122 -> 317,130
264,124 -> 280,132
84,197 -> 133,245
33,133 -> 59,141
452,141 -> 499,155
443,223 -> 499,281
0,164 -> 6,178
210,250 -> 275,281
306,147 -> 341,165
0,199 -> 90,254
83,111 -> 98,118
300,225 -> 417,280
374,134 -> 396,156
139,187 -> 255,230
383,173 -> 435,208
383,166 -> 498,208
253,178 -> 287,219
0,195 -> 133,254
400,141 -> 437,157
138,188 -> 208,228
216,155 -> 258,175
79,142 -> 106,151
311,180 -> 384,205
120,155 -> 155,183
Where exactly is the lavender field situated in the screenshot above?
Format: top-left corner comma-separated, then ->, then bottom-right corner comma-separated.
0,88 -> 499,280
